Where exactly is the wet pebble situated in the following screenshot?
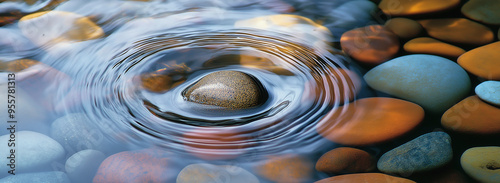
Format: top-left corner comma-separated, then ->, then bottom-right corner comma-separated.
93,149 -> 174,183
183,128 -> 248,160
316,97 -> 424,146
475,81 -> 500,106
177,163 -> 259,183
377,132 -> 453,175
378,0 -> 460,16
305,68 -> 362,105
0,171 -> 70,183
340,25 -> 399,66
384,18 -> 423,40
257,155 -> 313,183
327,0 -> 377,36
315,173 -> 416,183
419,18 -> 494,46
315,147 -> 375,174
0,131 -> 65,177
65,150 -> 106,183
441,95 -> 500,134
458,41 -> 500,80
184,71 -> 266,109
404,37 -> 465,58
461,146 -> 500,183
462,0 -> 500,25
364,54 -> 471,113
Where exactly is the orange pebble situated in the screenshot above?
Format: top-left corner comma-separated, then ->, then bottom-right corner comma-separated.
458,41 -> 500,80
315,173 -> 416,183
315,147 -> 375,174
441,95 -> 500,134
419,18 -> 494,46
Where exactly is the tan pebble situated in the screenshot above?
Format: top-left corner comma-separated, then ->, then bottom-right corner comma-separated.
419,18 -> 494,46
315,173 -> 416,183
404,37 -> 465,58
316,147 -> 375,174
458,41 -> 500,80
379,0 -> 460,16
257,155 -> 313,183
441,95 -> 500,134
461,146 -> 500,183
384,18 -> 423,40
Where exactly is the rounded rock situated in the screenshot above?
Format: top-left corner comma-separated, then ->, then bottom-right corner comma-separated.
384,18 -> 423,40
419,18 -> 494,46
364,54 -> 471,113
340,25 -> 399,66
316,147 -> 375,174
66,150 -> 106,183
377,132 -> 453,175
0,171 -> 70,183
441,95 -> 500,134
257,155 -> 313,183
458,41 -> 500,80
476,81 -> 500,106
404,37 -> 465,58
378,0 -> 459,16
462,0 -> 500,25
461,146 -> 500,183
183,127 -> 249,160
183,71 -> 266,109
177,163 -> 259,183
316,97 -> 424,146
315,173 -> 416,183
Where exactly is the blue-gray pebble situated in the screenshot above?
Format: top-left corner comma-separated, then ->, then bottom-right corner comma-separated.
0,171 -> 70,183
377,132 -> 453,175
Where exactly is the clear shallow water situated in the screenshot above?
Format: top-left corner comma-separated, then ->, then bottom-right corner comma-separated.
0,0 -> 386,182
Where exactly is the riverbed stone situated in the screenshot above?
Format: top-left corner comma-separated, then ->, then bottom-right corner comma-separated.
93,149 -> 174,183
316,97 -> 424,146
404,37 -> 465,58
257,155 -> 313,183
377,132 -> 453,175
66,150 -> 106,183
177,163 -> 259,183
458,41 -> 500,80
183,127 -> 249,160
461,146 -> 500,183
378,0 -> 459,16
364,54 -> 471,113
316,147 -> 375,174
0,171 -> 70,183
384,18 -> 423,40
315,173 -> 416,183
304,68 -> 362,105
419,18 -> 494,46
0,131 -> 65,177
476,81 -> 500,106
340,25 -> 399,66
441,95 -> 500,134
183,71 -> 266,109
462,0 -> 500,25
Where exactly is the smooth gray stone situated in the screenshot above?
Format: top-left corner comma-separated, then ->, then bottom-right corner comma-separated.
66,149 -> 106,183
0,171 -> 70,183
475,80 -> 500,106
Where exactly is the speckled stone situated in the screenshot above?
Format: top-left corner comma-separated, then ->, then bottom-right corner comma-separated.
476,81 -> 500,106
315,173 -> 416,183
364,54 -> 471,113
377,132 -> 453,175
257,155 -> 313,183
458,41 -> 500,80
462,0 -> 500,25
441,95 -> 500,134
419,18 -> 494,46
385,18 -> 423,40
316,147 -> 375,174
0,171 -> 70,183
183,71 -> 266,109
461,146 -> 500,183
404,37 -> 465,58
177,163 -> 259,183
379,0 -> 460,16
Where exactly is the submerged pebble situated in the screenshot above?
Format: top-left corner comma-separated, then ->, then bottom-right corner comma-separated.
0,171 -> 70,183
461,146 -> 500,183
65,150 -> 106,183
404,37 -> 465,58
177,163 -> 259,183
384,18 -> 423,40
315,147 -> 375,174
441,95 -> 500,134
378,0 -> 460,16
315,173 -> 416,183
257,155 -> 313,183
419,18 -> 494,46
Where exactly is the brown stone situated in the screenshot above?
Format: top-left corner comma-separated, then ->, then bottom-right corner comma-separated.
340,25 -> 399,66
384,18 -> 423,40
304,68 -> 362,105
183,127 -> 249,160
316,97 -> 424,146
458,41 -> 500,80
404,37 -> 465,58
419,18 -> 494,46
441,95 -> 500,134
378,0 -> 460,16
462,0 -> 500,25
315,147 -> 375,174
257,155 -> 313,183
315,173 -> 416,183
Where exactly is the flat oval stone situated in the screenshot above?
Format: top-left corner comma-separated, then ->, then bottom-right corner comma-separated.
458,41 -> 500,80
461,146 -> 500,183
419,18 -> 494,46
384,18 -> 423,40
364,54 -> 471,113
340,25 -> 399,66
316,97 -> 424,146
378,0 -> 460,16
177,163 -> 259,183
476,81 -> 500,106
257,155 -> 313,183
441,95 -> 500,134
404,37 -> 465,58
315,173 -> 416,183
377,132 -> 453,174
462,0 -> 500,25
316,147 -> 375,174
183,71 -> 266,109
